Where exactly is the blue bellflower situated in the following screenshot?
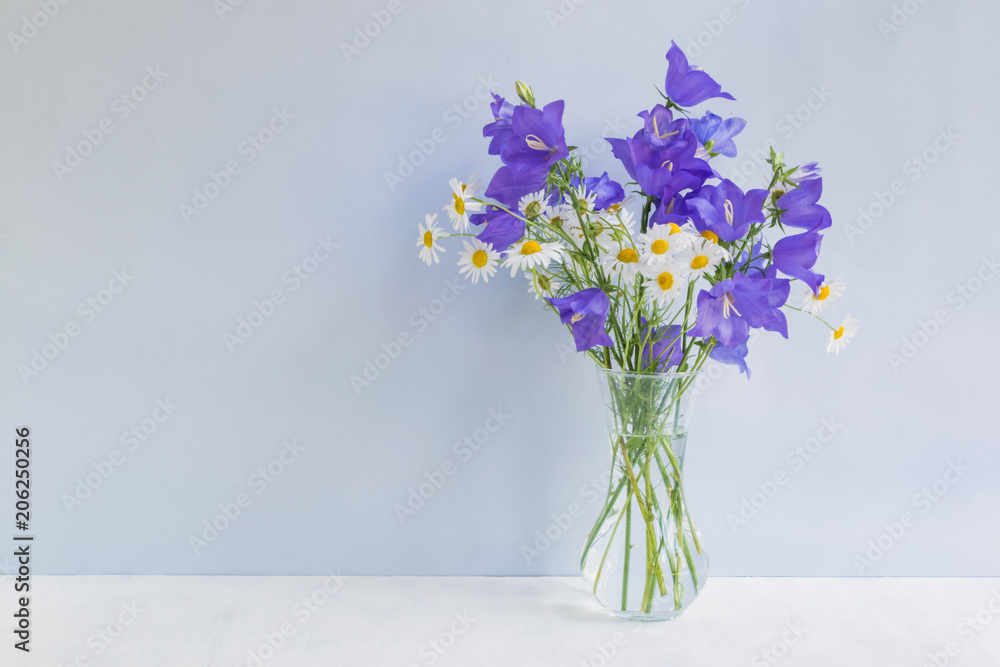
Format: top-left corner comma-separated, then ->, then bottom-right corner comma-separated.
776,178 -> 832,232
548,288 -> 615,352
483,93 -> 515,156
638,105 -> 691,149
649,195 -> 693,227
772,231 -> 825,294
688,273 -> 790,349
790,162 -> 821,183
688,179 -> 768,242
709,339 -> 750,377
482,164 -> 548,208
691,111 -> 746,158
500,100 -> 570,179
664,41 -> 735,108
639,319 -> 684,371
570,172 -> 625,211
475,206 -> 525,251
607,131 -> 712,203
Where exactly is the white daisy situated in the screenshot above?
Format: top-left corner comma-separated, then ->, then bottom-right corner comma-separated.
443,176 -> 482,233
673,220 -> 705,245
457,238 -> 500,284
416,213 -> 446,266
564,186 -> 597,214
543,203 -> 575,232
681,239 -> 726,280
526,271 -> 563,300
601,193 -> 640,217
518,190 -> 549,220
567,211 -> 630,252
803,279 -> 846,316
503,238 -> 564,277
599,208 -> 637,241
699,229 -> 720,244
826,315 -> 859,355
641,262 -> 687,308
565,213 -> 603,250
695,227 -> 732,260
638,224 -> 688,266
598,245 -> 642,282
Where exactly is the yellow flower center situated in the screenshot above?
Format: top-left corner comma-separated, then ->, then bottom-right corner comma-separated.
833,326 -> 845,340
701,230 -> 719,244
520,240 -> 542,255
607,203 -> 621,213
691,255 -> 709,270
537,275 -> 551,291
657,272 -> 674,290
817,285 -> 830,301
524,201 -> 542,218
650,239 -> 669,255
453,193 -> 465,216
472,249 -> 488,268
667,223 -> 681,235
616,248 -> 639,263
423,231 -> 434,248
550,215 -> 564,229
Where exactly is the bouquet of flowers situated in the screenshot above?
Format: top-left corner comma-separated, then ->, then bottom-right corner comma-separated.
416,42 -> 856,619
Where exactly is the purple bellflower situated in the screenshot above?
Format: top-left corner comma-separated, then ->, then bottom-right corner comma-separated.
709,339 -> 750,377
649,195 -> 693,228
638,105 -> 692,149
474,206 -> 525,251
482,164 -> 548,208
688,272 -> 790,349
639,319 -> 684,371
571,172 -> 625,211
665,41 -> 735,108
687,179 -> 768,242
548,288 -> 615,352
607,131 -> 712,203
500,100 -> 569,179
789,162 -> 821,183
776,178 -> 832,232
691,111 -> 746,158
483,93 -> 515,156
771,230 -> 825,294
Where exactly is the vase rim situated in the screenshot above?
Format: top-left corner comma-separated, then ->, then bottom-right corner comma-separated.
594,366 -> 699,379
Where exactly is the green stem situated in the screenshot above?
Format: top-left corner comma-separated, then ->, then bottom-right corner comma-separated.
581,473 -> 628,568
591,494 -> 628,595
622,495 -> 631,611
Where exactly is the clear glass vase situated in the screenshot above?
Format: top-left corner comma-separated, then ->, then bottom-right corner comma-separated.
581,368 -> 708,621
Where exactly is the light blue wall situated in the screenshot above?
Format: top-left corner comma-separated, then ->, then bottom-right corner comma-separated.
1,0 -> 997,576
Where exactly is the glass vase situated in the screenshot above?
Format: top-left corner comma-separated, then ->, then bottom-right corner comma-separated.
581,368 -> 708,621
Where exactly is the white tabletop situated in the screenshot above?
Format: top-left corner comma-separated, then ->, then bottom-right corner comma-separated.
6,576 -> 1000,666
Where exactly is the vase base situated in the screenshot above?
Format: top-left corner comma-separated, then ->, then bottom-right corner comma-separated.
606,609 -> 686,622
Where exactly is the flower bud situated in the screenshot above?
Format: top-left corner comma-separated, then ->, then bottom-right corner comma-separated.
515,80 -> 535,107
